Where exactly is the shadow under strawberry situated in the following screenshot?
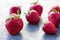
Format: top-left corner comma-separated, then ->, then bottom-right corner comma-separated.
57,26 -> 60,35
42,24 -> 60,40
6,33 -> 23,40
26,18 -> 42,32
42,33 -> 58,40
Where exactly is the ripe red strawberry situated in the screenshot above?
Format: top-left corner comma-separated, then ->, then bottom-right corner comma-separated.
30,0 -> 43,16
26,10 -> 40,24
10,6 -> 21,15
48,6 -> 60,14
48,12 -> 60,27
43,22 -> 57,35
5,14 -> 23,35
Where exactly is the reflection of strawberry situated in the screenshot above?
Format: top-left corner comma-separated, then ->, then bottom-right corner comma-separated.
26,10 -> 40,24
48,12 -> 60,27
5,14 -> 23,35
30,0 -> 43,16
48,6 -> 60,14
10,6 -> 21,15
43,22 -> 57,35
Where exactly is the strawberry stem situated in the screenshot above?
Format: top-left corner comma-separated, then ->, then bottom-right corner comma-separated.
24,12 -> 27,15
17,9 -> 20,15
36,0 -> 39,4
17,5 -> 22,15
30,0 -> 39,5
18,5 -> 22,8
24,10 -> 30,15
34,0 -> 39,4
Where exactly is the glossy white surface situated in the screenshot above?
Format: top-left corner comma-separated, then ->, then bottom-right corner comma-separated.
0,0 -> 60,40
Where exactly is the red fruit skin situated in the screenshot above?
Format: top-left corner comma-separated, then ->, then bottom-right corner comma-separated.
48,12 -> 60,27
26,10 -> 40,24
57,14 -> 60,24
10,6 -> 21,14
5,18 -> 23,35
30,5 -> 43,16
43,22 -> 57,35
49,6 -> 60,14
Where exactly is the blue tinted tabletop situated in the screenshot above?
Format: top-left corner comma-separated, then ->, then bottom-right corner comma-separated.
0,0 -> 60,40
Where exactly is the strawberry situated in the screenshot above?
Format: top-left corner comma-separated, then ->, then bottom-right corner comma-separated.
26,10 -> 40,24
48,12 -> 60,27
48,6 -> 60,14
30,0 -> 43,16
10,6 -> 21,15
5,14 -> 23,35
43,22 -> 57,35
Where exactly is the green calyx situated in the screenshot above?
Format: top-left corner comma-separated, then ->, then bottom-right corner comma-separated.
13,14 -> 20,18
31,0 -> 39,5
52,9 -> 57,12
6,14 -> 20,21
